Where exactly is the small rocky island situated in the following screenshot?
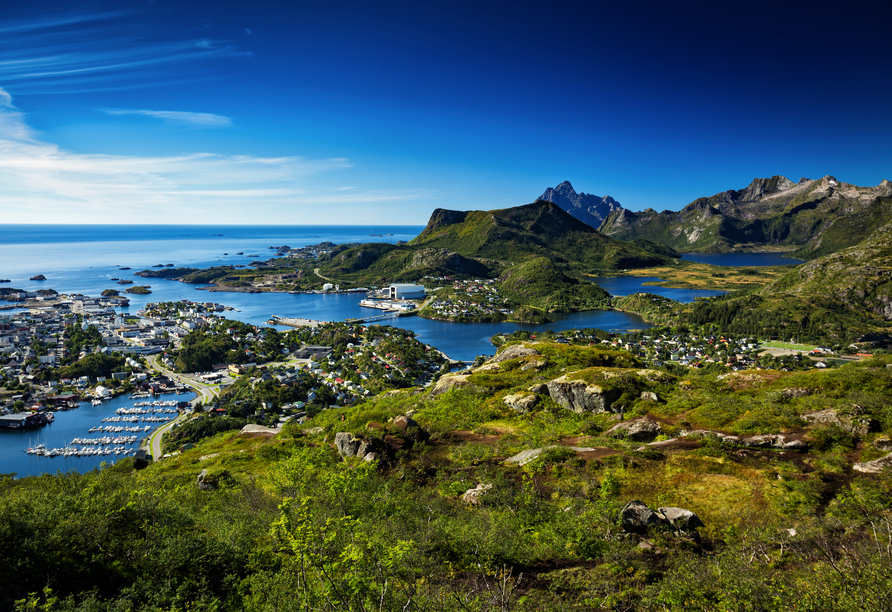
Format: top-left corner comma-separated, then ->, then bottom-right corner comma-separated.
30,275 -> 46,281
125,285 -> 152,295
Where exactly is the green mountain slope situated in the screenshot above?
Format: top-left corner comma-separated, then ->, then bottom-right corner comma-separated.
497,256 -> 611,311
616,221 -> 892,342
599,175 -> 892,259
766,219 -> 892,321
410,200 -> 678,272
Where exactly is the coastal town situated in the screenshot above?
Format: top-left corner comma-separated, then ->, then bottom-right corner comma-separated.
0,290 -> 452,434
2,282 -> 859,435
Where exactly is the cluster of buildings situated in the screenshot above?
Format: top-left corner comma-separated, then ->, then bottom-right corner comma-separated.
0,295 -> 128,389
423,279 -> 513,319
0,297 -> 241,417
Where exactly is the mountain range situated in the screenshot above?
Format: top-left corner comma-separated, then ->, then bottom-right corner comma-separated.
600,176 -> 892,259
539,176 -> 892,260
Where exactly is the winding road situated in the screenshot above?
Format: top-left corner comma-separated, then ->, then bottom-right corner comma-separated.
144,355 -> 221,460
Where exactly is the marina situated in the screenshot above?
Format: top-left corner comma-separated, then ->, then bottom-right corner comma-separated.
0,391 -> 192,477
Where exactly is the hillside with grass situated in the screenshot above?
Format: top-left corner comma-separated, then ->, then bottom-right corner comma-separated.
611,221 -> 892,344
766,219 -> 892,321
497,256 -> 611,312
3,339 -> 892,611
411,200 -> 678,272
599,175 -> 892,258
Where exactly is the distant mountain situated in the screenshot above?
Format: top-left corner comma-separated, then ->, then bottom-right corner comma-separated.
411,200 -> 677,272
312,201 -> 679,313
599,175 -> 892,259
538,181 -> 624,229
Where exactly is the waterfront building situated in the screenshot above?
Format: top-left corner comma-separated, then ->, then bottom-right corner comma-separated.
389,284 -> 426,299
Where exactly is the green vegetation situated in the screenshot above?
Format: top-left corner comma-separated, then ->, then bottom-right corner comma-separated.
60,353 -> 129,380
135,267 -> 199,279
174,319 -> 277,372
2,342 -> 892,611
124,285 -> 152,295
498,257 -> 611,312
100,289 -> 119,297
600,175 -> 892,259
613,220 -> 892,345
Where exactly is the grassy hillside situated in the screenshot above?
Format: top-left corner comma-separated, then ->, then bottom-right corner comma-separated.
613,222 -> 892,343
600,176 -> 892,258
767,219 -> 892,321
411,200 -> 678,273
497,256 -> 611,312
3,341 -> 891,611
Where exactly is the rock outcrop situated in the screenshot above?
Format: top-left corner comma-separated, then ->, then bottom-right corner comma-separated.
504,445 -> 597,466
874,437 -> 892,451
429,373 -> 474,397
334,432 -> 362,457
392,415 -> 428,444
620,501 -> 704,537
682,429 -> 806,449
491,344 -> 541,363
547,375 -> 622,413
605,419 -> 663,442
461,483 -> 493,505
803,409 -> 870,436
853,452 -> 892,474
620,501 -> 667,534
503,392 -> 540,413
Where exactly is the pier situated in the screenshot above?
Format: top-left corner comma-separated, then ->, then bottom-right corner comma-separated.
345,310 -> 417,324
267,315 -> 322,328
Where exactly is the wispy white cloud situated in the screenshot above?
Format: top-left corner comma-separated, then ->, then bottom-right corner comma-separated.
0,10 -> 251,94
101,108 -> 233,128
0,91 -> 434,224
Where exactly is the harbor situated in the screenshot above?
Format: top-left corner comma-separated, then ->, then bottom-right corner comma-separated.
1,391 -> 192,477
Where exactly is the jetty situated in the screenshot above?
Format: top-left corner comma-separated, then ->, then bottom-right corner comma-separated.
267,315 -> 322,328
345,310 -> 417,324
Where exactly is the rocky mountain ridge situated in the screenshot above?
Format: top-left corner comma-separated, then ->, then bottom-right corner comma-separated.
598,175 -> 892,259
538,180 -> 624,229
410,200 -> 677,271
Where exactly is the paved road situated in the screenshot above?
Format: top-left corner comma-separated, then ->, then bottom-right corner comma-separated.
314,267 -> 332,282
144,355 -> 220,459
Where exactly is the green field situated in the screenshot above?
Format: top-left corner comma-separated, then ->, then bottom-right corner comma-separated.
763,340 -> 818,351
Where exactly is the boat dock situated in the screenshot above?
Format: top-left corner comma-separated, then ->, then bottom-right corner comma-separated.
345,310 -> 417,324
267,315 -> 322,328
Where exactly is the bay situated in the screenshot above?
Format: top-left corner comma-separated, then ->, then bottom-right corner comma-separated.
0,392 -> 192,479
681,252 -> 803,266
588,276 -> 725,301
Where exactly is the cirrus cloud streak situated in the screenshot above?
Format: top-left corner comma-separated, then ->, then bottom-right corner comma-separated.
101,108 -> 232,128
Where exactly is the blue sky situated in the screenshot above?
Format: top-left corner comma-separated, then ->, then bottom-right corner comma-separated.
2,0 -> 891,224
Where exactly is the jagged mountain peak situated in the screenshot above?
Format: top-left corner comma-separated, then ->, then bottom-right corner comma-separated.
538,181 -> 624,230
739,176 -> 796,201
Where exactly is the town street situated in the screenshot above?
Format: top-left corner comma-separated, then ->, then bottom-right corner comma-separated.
144,355 -> 220,460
